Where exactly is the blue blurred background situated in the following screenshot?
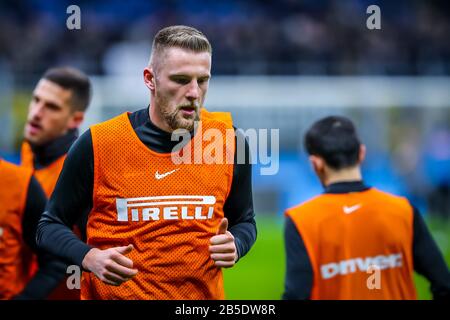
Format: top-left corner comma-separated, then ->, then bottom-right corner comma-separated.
0,0 -> 449,299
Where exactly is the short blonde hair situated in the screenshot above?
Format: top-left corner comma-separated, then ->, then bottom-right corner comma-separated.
150,25 -> 212,67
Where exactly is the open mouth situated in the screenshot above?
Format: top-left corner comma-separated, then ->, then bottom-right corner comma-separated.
179,106 -> 196,115
26,121 -> 43,135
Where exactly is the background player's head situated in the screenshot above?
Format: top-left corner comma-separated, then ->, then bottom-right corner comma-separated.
143,25 -> 212,132
24,67 -> 92,146
304,116 -> 366,186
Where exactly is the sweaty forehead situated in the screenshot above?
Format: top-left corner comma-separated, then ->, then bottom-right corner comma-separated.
154,47 -> 211,76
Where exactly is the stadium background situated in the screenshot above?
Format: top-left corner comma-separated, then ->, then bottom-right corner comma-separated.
0,0 -> 449,299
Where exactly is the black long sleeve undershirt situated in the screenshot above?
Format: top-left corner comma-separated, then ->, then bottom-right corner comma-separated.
283,181 -> 450,300
37,108 -> 256,267
412,206 -> 450,300
29,129 -> 78,169
13,176 -> 67,300
282,216 -> 313,300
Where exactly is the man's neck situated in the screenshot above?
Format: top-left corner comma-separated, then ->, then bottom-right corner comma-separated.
323,166 -> 362,186
148,104 -> 173,133
29,129 -> 78,169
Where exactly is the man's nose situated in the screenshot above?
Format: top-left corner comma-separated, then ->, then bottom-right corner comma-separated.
186,80 -> 200,101
30,102 -> 44,119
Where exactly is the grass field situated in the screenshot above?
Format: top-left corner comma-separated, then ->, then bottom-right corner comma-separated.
223,215 -> 450,300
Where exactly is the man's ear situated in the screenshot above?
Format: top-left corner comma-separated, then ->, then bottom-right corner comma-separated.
143,67 -> 156,91
68,111 -> 85,130
358,144 -> 366,164
309,155 -> 324,175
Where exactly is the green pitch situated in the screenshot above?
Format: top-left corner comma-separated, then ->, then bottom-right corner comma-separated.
224,215 -> 450,300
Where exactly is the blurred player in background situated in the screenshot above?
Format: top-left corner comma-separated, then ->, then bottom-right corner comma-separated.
21,66 -> 92,299
283,116 -> 450,300
37,25 -> 256,299
22,67 -> 91,196
0,158 -> 66,299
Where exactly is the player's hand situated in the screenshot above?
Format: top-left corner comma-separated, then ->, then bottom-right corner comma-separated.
82,244 -> 138,286
209,218 -> 238,268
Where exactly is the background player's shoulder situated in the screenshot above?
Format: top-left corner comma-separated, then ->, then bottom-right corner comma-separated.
369,187 -> 412,208
1,158 -> 32,177
285,194 -> 327,218
368,188 -> 414,223
0,159 -> 33,201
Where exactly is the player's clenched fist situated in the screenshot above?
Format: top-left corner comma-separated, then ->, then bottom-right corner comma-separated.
209,218 -> 238,268
82,244 -> 138,286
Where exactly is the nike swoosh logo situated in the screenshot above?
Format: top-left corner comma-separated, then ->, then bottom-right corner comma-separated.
343,204 -> 362,214
155,168 -> 179,180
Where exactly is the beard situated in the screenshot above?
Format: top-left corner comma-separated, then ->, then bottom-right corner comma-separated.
157,96 -> 200,131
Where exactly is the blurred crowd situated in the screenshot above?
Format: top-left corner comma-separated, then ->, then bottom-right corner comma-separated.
0,0 -> 449,76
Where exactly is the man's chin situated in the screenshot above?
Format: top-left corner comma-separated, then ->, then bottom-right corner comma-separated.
176,120 -> 195,131
173,113 -> 197,130
24,134 -> 44,147
24,133 -> 36,144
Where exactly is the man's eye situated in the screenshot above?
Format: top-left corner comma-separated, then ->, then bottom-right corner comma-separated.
46,104 -> 60,111
174,78 -> 190,85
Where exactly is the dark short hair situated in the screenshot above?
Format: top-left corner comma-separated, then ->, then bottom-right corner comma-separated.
304,116 -> 361,170
42,67 -> 91,112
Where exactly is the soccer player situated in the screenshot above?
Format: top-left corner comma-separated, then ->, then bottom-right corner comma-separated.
22,67 -> 91,197
37,25 -> 256,299
0,158 -> 66,299
21,66 -> 92,299
283,116 -> 450,300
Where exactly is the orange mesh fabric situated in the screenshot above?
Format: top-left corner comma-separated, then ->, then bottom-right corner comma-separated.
21,142 -> 66,198
21,141 -> 80,300
286,188 -> 417,300
0,160 -> 34,299
200,109 -> 232,127
84,109 -> 235,299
